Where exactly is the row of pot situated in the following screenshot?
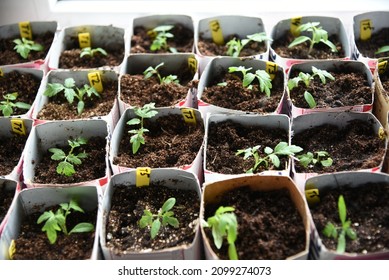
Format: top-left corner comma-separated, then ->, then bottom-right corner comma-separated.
1,12 -> 389,74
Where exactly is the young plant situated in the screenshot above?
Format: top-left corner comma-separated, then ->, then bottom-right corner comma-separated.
37,198 -> 94,244
288,22 -> 338,54
202,206 -> 238,260
143,62 -> 179,85
127,102 -> 158,154
375,45 -> 389,55
226,32 -> 272,58
13,37 -> 43,59
149,25 -> 177,53
43,77 -> 100,115
48,137 -> 88,177
297,151 -> 333,168
139,197 -> 179,239
236,142 -> 303,173
228,66 -> 272,97
322,195 -> 357,253
0,92 -> 31,116
80,47 -> 107,58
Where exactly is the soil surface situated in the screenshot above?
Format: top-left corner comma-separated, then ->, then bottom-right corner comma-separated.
106,184 -> 199,253
197,34 -> 267,57
378,69 -> 389,92
0,134 -> 28,176
292,119 -> 386,173
289,67 -> 372,109
310,183 -> 389,255
33,136 -> 107,184
355,28 -> 389,58
0,186 -> 15,224
201,71 -> 285,113
36,79 -> 117,120
0,70 -> 41,116
114,114 -> 204,168
206,120 -> 288,174
204,186 -> 306,260
131,25 -> 194,53
271,31 -> 345,59
12,205 -> 97,259
0,31 -> 54,65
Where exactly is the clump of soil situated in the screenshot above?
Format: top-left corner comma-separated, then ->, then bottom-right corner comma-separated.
355,28 -> 389,58
106,184 -> 199,253
292,119 -> 386,173
206,120 -> 288,174
13,205 -> 96,260
310,183 -> 389,255
201,70 -> 285,113
33,136 -> 107,184
0,134 -> 28,176
204,186 -> 306,260
197,34 -> 267,57
0,186 -> 15,224
0,70 -> 41,116
271,31 -> 345,59
289,67 -> 372,109
114,114 -> 204,168
131,24 -> 194,53
0,31 -> 54,65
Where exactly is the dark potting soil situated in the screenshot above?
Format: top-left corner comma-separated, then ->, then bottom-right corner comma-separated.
36,79 -> 117,120
113,114 -> 204,168
106,184 -> 199,253
204,186 -> 306,260
0,134 -> 28,176
206,120 -> 288,174
271,31 -> 345,59
355,28 -> 389,59
378,69 -> 389,92
310,183 -> 389,255
12,206 -> 97,260
0,186 -> 15,224
33,136 -> 107,184
201,71 -> 285,113
288,67 -> 372,109
0,70 -> 41,116
197,34 -> 267,57
0,31 -> 54,65
130,25 -> 194,54
292,119 -> 386,173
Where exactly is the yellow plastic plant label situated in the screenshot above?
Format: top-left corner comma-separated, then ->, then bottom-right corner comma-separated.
11,119 -> 26,136
378,60 -> 388,75
78,32 -> 91,49
305,188 -> 320,205
147,29 -> 157,39
360,19 -> 373,41
181,108 -> 197,126
136,167 -> 151,187
0,68 -> 3,77
209,19 -> 224,45
290,17 -> 302,37
188,56 -> 197,75
378,127 -> 386,140
266,62 -> 277,80
8,240 -> 16,260
19,21 -> 33,40
88,71 -> 103,93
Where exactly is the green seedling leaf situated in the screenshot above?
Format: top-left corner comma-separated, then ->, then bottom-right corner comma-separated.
13,38 -> 43,59
375,45 -> 389,55
304,91 -> 317,108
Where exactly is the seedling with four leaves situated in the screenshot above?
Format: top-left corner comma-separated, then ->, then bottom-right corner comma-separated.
226,32 -> 272,58
13,37 -> 43,59
43,77 -> 100,115
297,151 -> 333,168
139,197 -> 179,239
80,47 -> 107,58
148,25 -> 177,53
322,195 -> 357,254
143,62 -> 180,85
48,137 -> 88,177
0,92 -> 31,116
127,102 -> 158,154
37,198 -> 95,244
202,206 -> 238,260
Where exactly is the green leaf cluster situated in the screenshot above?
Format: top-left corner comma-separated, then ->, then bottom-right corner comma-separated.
0,92 -> 31,116
143,62 -> 180,85
139,197 -> 179,239
226,32 -> 272,58
127,103 -> 158,154
44,77 -> 100,115
13,38 -> 43,59
297,151 -> 333,168
37,198 -> 94,244
48,137 -> 88,176
149,25 -> 177,53
80,47 -> 108,58
203,206 -> 238,260
375,45 -> 389,55
288,22 -> 338,54
322,195 -> 357,253
228,66 -> 272,97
